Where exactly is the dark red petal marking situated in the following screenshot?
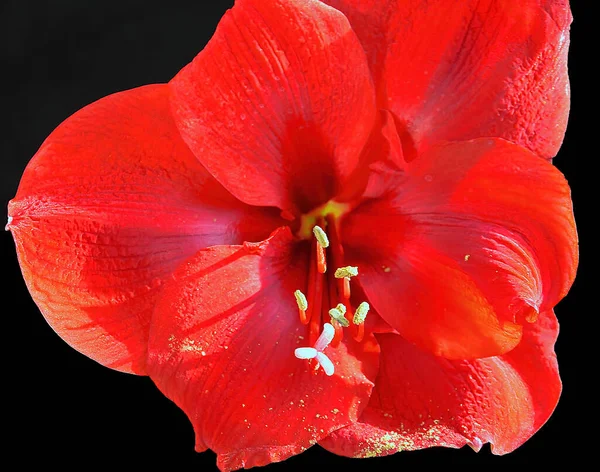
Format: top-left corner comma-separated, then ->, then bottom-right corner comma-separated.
324,0 -> 572,159
147,228 -> 379,470
169,0 -> 377,213
320,310 -> 561,457
342,138 -> 577,359
7,84 -> 283,374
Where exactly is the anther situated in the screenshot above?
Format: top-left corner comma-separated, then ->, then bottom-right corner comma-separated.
352,302 -> 369,343
294,289 -> 309,324
313,225 -> 329,248
353,302 -> 370,325
294,290 -> 308,311
328,304 -> 349,327
334,266 -> 358,278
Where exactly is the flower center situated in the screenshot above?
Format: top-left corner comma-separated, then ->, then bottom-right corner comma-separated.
293,201 -> 370,376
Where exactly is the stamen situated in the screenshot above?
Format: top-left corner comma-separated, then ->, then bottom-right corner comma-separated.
325,213 -> 348,302
307,234 -> 324,345
294,289 -> 309,324
353,302 -> 370,325
334,266 -> 358,278
352,302 -> 369,343
313,225 -> 330,248
316,244 -> 327,274
329,305 -> 349,327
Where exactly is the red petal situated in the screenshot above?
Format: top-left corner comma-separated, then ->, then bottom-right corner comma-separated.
320,310 -> 561,456
7,84 -> 283,374
342,138 -> 577,359
324,0 -> 571,159
147,228 -> 379,471
169,0 -> 376,213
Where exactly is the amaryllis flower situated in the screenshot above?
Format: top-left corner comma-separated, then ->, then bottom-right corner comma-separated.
8,0 -> 577,470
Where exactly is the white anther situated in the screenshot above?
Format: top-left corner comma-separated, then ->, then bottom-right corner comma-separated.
312,225 -> 330,248
294,289 -> 308,311
315,352 -> 334,376
294,347 -> 318,359
334,266 -> 358,278
314,323 -> 335,351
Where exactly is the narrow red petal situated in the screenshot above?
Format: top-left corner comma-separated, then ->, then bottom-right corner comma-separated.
7,84 -> 283,374
342,138 -> 577,359
324,0 -> 572,159
147,228 -> 379,471
169,0 -> 376,213
320,310 -> 561,457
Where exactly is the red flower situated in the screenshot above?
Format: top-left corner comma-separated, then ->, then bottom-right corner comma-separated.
7,0 -> 577,470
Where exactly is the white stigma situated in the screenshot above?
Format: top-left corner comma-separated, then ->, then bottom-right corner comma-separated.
294,323 -> 335,376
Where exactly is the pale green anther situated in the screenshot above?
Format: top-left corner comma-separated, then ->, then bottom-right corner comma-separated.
334,266 -> 358,278
312,225 -> 330,248
335,303 -> 347,315
353,302 -> 370,325
294,290 -> 308,311
329,306 -> 350,327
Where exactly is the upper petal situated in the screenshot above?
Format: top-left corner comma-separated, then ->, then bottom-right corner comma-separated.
147,228 -> 379,471
320,310 -> 561,457
342,138 -> 577,359
323,0 -> 572,159
8,84 -> 283,374
169,0 -> 377,213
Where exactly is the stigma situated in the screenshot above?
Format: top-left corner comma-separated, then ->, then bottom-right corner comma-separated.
294,323 -> 335,376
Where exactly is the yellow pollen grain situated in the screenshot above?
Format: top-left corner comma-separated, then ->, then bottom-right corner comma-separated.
464,254 -> 470,261
294,289 -> 308,311
353,302 -> 370,325
334,266 -> 358,278
313,225 -> 329,248
329,306 -> 349,327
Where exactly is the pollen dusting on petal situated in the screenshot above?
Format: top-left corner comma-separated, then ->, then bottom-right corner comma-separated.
313,225 -> 330,248
334,266 -> 358,278
294,289 -> 308,311
329,306 -> 349,327
353,302 -> 370,325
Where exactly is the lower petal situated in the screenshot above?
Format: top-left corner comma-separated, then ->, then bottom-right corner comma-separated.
320,310 -> 561,457
147,228 -> 379,471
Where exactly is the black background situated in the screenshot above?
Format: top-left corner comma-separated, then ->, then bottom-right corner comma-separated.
1,0 -> 590,469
